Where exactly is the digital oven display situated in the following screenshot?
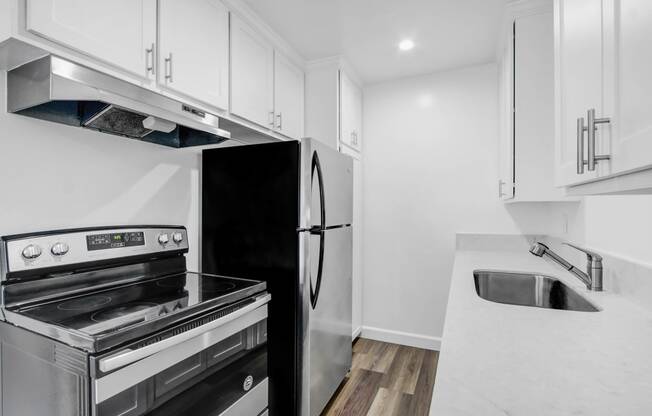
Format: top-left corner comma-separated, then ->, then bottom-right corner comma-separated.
86,232 -> 145,251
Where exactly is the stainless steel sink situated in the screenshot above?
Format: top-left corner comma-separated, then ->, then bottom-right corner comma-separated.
473,270 -> 600,312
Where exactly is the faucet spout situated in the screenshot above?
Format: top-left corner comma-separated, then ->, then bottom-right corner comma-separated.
529,242 -> 601,291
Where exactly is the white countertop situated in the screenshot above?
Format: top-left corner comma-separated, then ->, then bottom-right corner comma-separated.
430,244 -> 652,416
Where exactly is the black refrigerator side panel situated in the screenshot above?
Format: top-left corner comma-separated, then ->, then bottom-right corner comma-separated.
201,141 -> 300,416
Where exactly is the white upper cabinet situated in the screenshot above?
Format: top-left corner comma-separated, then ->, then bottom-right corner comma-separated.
25,0 -> 156,78
553,0 -> 652,194
158,0 -> 229,110
554,0 -> 607,187
273,51 -> 304,139
339,70 -> 362,152
230,14 -> 275,129
496,5 -> 568,202
609,0 -> 652,175
497,25 -> 515,201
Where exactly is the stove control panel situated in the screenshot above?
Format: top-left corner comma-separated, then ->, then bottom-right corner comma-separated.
87,232 -> 145,251
1,226 -> 189,277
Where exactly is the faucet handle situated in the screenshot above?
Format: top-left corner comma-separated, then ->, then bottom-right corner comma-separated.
563,242 -> 603,261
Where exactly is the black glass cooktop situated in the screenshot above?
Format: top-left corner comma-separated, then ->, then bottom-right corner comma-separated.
16,272 -> 265,337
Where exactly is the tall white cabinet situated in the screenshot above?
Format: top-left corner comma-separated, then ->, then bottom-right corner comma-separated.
305,57 -> 364,337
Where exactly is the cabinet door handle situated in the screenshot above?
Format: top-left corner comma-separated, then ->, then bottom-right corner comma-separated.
576,117 -> 586,174
276,113 -> 282,130
586,108 -> 611,171
268,111 -> 275,127
146,43 -> 155,75
498,180 -> 506,198
164,53 -> 173,83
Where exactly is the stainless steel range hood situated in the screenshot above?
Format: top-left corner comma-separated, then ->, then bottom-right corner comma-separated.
6,55 -> 232,148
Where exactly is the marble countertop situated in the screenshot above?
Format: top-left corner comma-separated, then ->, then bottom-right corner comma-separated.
430,239 -> 652,415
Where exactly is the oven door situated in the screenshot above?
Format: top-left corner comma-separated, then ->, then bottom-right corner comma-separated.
90,294 -> 270,416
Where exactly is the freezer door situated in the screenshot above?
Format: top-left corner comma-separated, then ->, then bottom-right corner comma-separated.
306,226 -> 352,416
300,138 -> 353,229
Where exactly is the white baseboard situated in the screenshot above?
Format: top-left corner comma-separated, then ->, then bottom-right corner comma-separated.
361,326 -> 441,351
352,326 -> 363,340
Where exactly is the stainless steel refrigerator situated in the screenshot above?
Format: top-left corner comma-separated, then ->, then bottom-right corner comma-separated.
201,138 -> 353,416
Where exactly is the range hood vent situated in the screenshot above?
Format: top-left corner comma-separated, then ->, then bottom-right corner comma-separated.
6,55 -> 231,148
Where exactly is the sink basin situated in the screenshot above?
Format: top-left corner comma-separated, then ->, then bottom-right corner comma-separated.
473,270 -> 599,312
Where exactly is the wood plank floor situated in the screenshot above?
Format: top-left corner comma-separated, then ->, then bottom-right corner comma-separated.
321,338 -> 439,416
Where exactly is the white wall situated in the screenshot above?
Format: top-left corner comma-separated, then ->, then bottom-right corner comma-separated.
0,72 -> 201,270
546,195 -> 652,266
361,63 -> 568,349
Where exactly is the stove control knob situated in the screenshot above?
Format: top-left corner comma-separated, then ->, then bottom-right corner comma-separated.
172,232 -> 184,244
21,244 -> 42,260
158,234 -> 169,245
51,242 -> 70,256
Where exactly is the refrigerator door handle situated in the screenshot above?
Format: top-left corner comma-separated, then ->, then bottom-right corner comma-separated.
310,151 -> 326,309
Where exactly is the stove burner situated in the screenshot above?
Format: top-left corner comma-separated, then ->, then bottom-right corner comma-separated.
90,302 -> 158,322
57,295 -> 112,311
203,281 -> 237,293
155,278 -> 186,289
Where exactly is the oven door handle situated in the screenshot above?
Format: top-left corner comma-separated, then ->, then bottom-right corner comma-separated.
98,294 -> 271,373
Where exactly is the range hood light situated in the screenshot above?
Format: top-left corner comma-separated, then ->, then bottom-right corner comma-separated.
142,116 -> 177,133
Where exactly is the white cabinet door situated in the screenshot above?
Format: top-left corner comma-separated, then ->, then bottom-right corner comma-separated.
554,0 -> 607,186
351,157 -> 363,336
497,25 -> 515,200
230,14 -> 274,128
609,0 -> 652,175
158,0 -> 229,110
339,70 -> 362,151
26,0 -> 156,78
274,51 -> 304,139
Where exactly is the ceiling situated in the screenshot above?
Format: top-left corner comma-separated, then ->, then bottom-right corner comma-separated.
243,0 -> 508,84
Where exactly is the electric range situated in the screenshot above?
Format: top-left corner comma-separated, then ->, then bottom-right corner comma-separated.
0,226 -> 270,416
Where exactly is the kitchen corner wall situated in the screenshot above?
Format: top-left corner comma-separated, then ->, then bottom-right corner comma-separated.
0,71 -> 201,270
361,63 -> 572,349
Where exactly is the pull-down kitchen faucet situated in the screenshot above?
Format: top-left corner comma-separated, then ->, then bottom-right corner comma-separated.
529,242 -> 603,291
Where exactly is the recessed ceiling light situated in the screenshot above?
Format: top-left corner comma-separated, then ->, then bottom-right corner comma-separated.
399,39 -> 415,51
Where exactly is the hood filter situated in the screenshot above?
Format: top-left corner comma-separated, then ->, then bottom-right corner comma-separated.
83,105 -> 152,138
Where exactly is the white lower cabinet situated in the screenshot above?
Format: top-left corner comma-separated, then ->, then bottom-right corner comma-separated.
25,0 -> 156,78
158,0 -> 229,110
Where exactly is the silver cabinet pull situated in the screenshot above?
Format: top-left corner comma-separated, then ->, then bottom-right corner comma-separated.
498,180 -> 506,198
276,113 -> 282,130
164,53 -> 173,83
268,111 -> 275,127
586,108 -> 610,171
576,117 -> 586,174
146,43 -> 155,75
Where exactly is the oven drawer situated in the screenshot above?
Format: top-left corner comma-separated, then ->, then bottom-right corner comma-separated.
147,345 -> 268,416
155,352 -> 205,398
97,383 -> 150,416
206,331 -> 246,368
